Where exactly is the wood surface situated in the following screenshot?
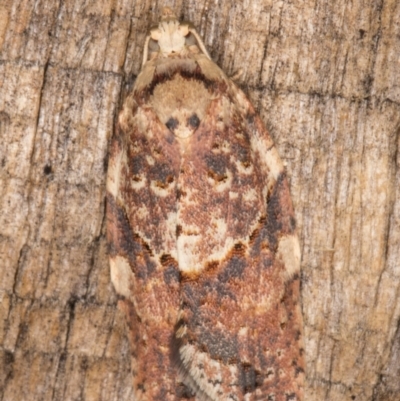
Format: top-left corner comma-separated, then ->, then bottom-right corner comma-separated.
0,0 -> 399,400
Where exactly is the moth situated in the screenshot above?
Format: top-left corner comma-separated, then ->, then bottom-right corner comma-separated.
107,7 -> 305,401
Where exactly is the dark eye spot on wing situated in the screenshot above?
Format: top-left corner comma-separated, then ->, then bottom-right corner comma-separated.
166,117 -> 179,131
187,113 -> 200,129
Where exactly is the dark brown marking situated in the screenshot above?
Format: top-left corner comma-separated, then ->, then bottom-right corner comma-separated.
135,234 -> 153,256
176,383 -> 195,399
153,175 -> 174,189
218,254 -> 246,283
207,170 -> 228,182
205,260 -> 219,273
233,242 -> 246,255
160,256 -> 179,285
149,163 -> 176,184
249,228 -> 260,244
205,154 -> 228,177
166,117 -> 179,131
141,68 -> 218,99
238,363 -> 263,394
163,264 -> 179,284
176,189 -> 186,200
179,67 -> 217,91
295,366 -> 305,377
130,155 -> 145,175
160,254 -> 176,265
153,146 -> 162,155
196,328 -> 239,364
180,271 -> 201,283
187,113 -> 200,129
262,172 -> 296,250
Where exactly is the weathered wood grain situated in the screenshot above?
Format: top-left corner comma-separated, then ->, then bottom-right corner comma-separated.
0,0 -> 399,400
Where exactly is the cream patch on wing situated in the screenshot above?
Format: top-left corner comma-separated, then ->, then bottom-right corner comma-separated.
177,213 -> 236,274
255,293 -> 279,315
176,233 -> 201,273
131,175 -> 146,190
180,344 -> 241,401
180,344 -> 224,400
265,146 -> 285,180
233,158 -> 254,175
179,185 -> 205,208
150,179 -> 174,197
164,211 -> 178,259
107,153 -> 127,199
135,205 -> 149,220
176,191 -> 263,275
242,188 -> 258,203
110,255 -> 133,300
146,155 -> 155,165
211,140 -> 231,154
206,169 -> 233,192
177,235 -> 236,275
207,217 -> 227,241
250,134 -> 283,180
277,235 -> 301,280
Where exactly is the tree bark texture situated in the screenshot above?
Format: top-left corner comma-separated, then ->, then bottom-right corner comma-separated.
0,0 -> 399,400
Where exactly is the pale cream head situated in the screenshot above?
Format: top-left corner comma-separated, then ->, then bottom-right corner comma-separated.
142,7 -> 211,67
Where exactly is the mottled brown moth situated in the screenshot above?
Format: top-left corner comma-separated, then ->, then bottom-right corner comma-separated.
107,7 -> 305,401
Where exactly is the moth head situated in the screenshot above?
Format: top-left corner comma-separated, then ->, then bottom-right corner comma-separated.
142,7 -> 211,67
